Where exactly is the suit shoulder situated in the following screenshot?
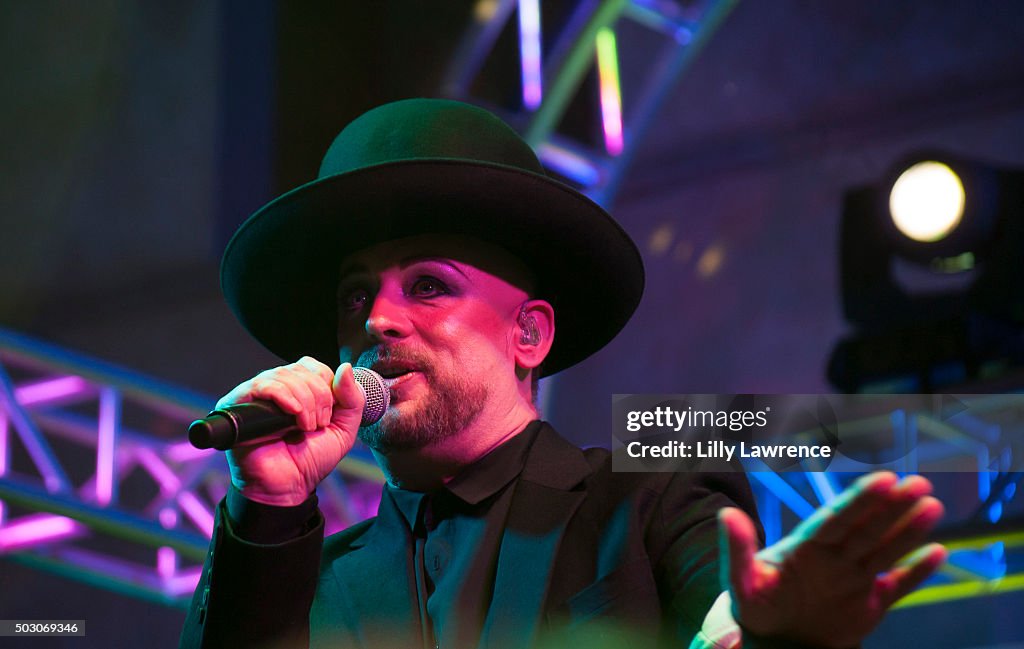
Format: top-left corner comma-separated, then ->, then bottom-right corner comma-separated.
580,446 -> 754,509
580,446 -> 674,495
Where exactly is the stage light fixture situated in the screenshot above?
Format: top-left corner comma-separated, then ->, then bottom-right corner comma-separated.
888,160 -> 965,243
829,153 -> 1024,392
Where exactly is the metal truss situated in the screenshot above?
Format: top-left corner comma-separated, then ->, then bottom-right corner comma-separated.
751,472 -> 1024,609
742,395 -> 1022,609
753,472 -> 1024,609
2,326 -> 1021,610
0,327 -> 383,607
442,0 -> 739,206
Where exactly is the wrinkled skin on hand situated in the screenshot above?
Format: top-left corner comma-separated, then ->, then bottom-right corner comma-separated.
221,357 -> 366,507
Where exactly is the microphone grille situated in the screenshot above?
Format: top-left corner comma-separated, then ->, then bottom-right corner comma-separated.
353,367 -> 390,426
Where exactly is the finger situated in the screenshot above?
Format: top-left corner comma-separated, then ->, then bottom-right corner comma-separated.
842,475 -> 934,561
276,366 -> 319,431
215,364 -> 328,432
296,355 -> 336,384
876,542 -> 947,608
862,496 -> 944,574
222,377 -> 302,414
790,471 -> 898,545
245,366 -> 317,431
332,363 -> 367,427
294,358 -> 337,429
718,507 -> 760,600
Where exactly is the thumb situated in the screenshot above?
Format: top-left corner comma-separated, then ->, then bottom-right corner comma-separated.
719,507 -> 760,601
332,363 -> 367,428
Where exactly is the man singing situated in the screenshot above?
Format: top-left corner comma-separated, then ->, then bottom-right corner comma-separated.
180,99 -> 945,649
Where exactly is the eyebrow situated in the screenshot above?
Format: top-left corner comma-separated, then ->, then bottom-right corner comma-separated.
338,256 -> 470,280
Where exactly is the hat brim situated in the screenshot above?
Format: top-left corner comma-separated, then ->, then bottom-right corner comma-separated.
221,159 -> 644,377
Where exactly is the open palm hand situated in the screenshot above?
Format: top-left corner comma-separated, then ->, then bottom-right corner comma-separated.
719,472 -> 946,648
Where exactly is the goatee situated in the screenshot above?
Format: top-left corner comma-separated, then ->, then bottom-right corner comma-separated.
356,348 -> 487,451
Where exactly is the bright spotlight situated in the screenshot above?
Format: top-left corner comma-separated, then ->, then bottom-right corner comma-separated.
889,161 -> 965,242
830,152 -> 1024,392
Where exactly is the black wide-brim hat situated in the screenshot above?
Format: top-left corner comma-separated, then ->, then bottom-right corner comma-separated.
221,98 -> 644,376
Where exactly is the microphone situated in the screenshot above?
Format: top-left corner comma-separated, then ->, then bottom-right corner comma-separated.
188,367 -> 390,451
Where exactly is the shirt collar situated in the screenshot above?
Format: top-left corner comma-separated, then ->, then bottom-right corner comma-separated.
445,419 -> 541,505
386,420 -> 542,530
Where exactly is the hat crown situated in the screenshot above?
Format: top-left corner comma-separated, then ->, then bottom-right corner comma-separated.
318,98 -> 545,179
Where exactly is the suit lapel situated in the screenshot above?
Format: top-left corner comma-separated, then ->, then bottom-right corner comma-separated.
481,424 -> 592,649
328,493 -> 421,648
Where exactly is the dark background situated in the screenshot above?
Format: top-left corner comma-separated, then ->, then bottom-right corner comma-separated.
1,1 -> 1022,647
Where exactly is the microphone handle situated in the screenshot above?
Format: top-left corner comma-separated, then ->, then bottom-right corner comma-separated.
188,401 -> 298,451
187,367 -> 390,451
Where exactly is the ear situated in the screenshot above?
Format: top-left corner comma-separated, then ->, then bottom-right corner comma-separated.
513,299 -> 555,371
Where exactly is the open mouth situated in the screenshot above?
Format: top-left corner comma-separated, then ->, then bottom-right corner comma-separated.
371,362 -> 420,382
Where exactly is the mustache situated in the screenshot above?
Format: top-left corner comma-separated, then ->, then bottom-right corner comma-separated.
356,346 -> 434,374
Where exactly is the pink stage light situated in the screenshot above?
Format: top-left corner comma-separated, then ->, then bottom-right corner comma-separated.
165,440 -> 215,463
134,447 -> 181,494
157,546 -> 177,579
165,567 -> 203,597
0,513 -> 85,552
135,447 -> 214,535
14,376 -> 90,407
96,388 -> 119,506
177,492 -> 214,537
518,0 -> 543,110
0,415 -> 6,525
159,507 -> 178,529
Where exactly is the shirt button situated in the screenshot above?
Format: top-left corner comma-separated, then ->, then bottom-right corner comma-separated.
426,539 -> 451,574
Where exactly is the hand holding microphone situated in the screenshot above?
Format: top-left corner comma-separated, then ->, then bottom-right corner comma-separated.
196,357 -> 385,507
189,366 -> 389,450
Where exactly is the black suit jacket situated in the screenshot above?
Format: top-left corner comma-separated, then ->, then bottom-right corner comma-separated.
180,423 -> 759,649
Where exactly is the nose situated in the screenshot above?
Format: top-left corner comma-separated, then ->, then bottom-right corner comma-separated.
365,287 -> 411,342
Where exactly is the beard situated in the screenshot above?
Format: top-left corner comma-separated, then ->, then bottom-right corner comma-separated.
355,347 -> 487,452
